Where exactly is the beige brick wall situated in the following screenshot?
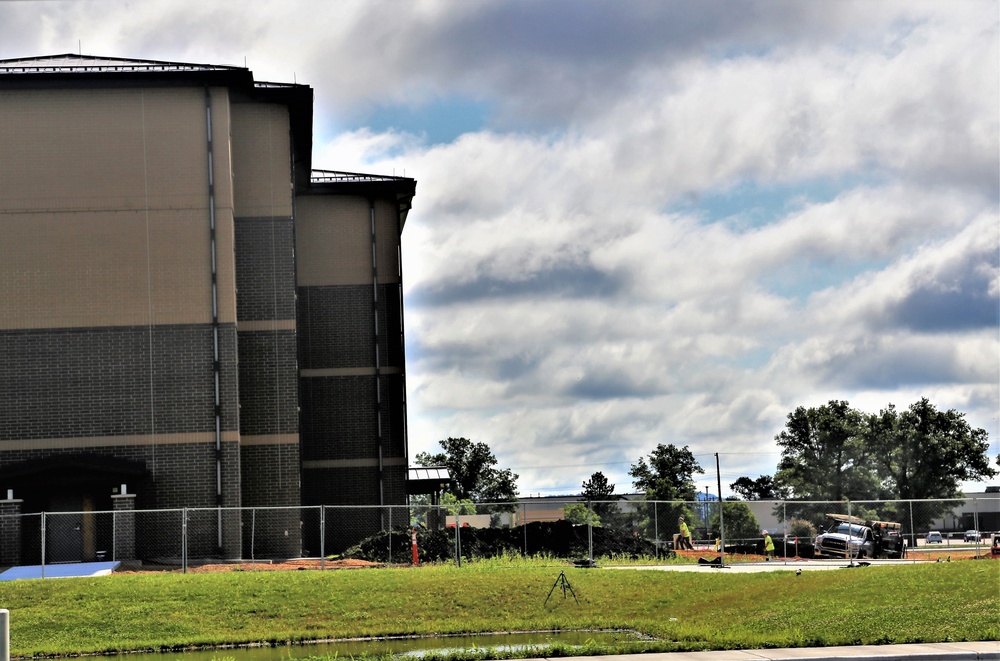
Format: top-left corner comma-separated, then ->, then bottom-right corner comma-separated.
295,196 -> 401,287
0,86 -> 237,329
231,103 -> 293,218
375,199 -> 401,283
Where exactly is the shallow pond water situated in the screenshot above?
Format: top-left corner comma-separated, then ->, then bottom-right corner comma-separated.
94,630 -> 648,661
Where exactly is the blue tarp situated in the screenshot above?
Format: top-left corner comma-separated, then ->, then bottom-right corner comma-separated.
0,561 -> 120,580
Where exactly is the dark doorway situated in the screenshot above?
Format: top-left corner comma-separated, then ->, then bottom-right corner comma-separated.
46,493 -> 86,563
0,454 -> 147,564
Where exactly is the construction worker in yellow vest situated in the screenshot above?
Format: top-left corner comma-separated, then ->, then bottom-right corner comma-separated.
678,516 -> 694,550
763,530 -> 775,560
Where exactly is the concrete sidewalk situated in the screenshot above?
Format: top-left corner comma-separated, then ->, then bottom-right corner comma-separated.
607,559 -> 861,572
535,641 -> 999,660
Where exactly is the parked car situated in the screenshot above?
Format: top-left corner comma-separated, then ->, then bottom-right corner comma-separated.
926,531 -> 943,544
964,530 -> 981,542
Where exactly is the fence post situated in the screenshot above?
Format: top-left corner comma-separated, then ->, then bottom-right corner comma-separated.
782,501 -> 787,562
909,500 -> 916,552
40,513 -> 46,579
718,499 -> 725,566
973,498 -> 979,550
182,508 -> 188,574
455,511 -> 462,567
250,508 -> 256,564
522,503 -> 527,557
320,506 -> 326,570
0,608 -> 8,661
847,499 -> 854,563
587,501 -> 593,563
716,453 -> 725,566
388,507 -> 393,564
653,502 -> 659,559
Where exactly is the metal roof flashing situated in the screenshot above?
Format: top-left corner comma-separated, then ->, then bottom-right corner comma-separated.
0,53 -> 245,75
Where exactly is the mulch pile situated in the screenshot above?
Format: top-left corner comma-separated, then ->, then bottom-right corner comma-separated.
116,558 -> 382,574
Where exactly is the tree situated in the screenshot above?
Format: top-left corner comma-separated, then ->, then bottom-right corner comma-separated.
629,444 -> 703,502
708,501 -> 761,543
787,518 -> 817,540
773,400 -> 879,502
865,398 -> 996,499
582,471 -> 616,501
440,491 -> 477,516
564,502 -> 601,526
772,398 -> 996,533
415,437 -> 519,503
581,471 -> 624,530
629,444 -> 703,540
730,475 -> 788,500
864,398 -> 996,529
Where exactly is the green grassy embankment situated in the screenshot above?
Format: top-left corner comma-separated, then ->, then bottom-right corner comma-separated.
0,559 -> 996,658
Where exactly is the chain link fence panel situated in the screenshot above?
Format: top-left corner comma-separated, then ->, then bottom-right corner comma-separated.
0,496 -> 996,575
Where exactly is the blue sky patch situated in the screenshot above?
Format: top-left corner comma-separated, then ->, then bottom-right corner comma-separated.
760,259 -> 885,303
364,96 -> 495,145
673,174 -> 881,230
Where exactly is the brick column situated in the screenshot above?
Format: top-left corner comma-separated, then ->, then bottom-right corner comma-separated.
0,492 -> 23,567
112,491 -> 136,563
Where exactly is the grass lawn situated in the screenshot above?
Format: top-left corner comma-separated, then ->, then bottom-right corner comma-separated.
0,559 -> 996,658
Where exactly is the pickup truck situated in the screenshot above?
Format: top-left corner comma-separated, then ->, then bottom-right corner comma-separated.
814,513 -> 906,559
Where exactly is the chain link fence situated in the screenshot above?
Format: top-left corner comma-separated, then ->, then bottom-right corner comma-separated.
0,496 -> 995,574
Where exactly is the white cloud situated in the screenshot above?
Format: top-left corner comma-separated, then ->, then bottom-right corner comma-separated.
3,0 -> 996,496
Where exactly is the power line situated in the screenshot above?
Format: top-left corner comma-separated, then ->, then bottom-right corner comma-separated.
508,451 -> 779,472
507,460 -> 633,470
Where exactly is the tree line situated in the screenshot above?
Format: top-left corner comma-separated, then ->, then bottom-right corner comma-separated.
415,398 -> 995,535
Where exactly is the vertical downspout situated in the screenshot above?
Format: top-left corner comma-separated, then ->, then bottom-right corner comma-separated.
205,87 -> 224,551
370,200 -> 384,510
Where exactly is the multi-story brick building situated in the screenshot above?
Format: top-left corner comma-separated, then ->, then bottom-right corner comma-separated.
0,54 -> 415,562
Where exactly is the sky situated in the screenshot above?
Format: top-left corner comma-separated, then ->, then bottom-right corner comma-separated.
2,0 -> 997,498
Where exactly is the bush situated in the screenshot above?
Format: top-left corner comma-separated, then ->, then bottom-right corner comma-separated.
789,518 -> 818,540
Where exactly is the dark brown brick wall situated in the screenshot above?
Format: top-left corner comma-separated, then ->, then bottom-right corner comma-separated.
0,442 -> 240,511
0,501 -> 23,566
297,277 -> 407,507
299,376 -> 378,461
234,216 -> 297,322
297,284 -> 403,369
239,443 -> 300,508
237,330 -> 299,436
0,324 -> 239,440
297,285 -> 373,369
301,464 -> 408,552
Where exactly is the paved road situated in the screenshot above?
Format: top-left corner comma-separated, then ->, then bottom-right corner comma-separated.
607,558 -> 943,572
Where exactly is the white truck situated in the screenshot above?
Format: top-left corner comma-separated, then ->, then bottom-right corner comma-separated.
814,513 -> 906,560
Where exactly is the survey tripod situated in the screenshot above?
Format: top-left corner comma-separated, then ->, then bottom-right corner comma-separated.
544,570 -> 579,605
